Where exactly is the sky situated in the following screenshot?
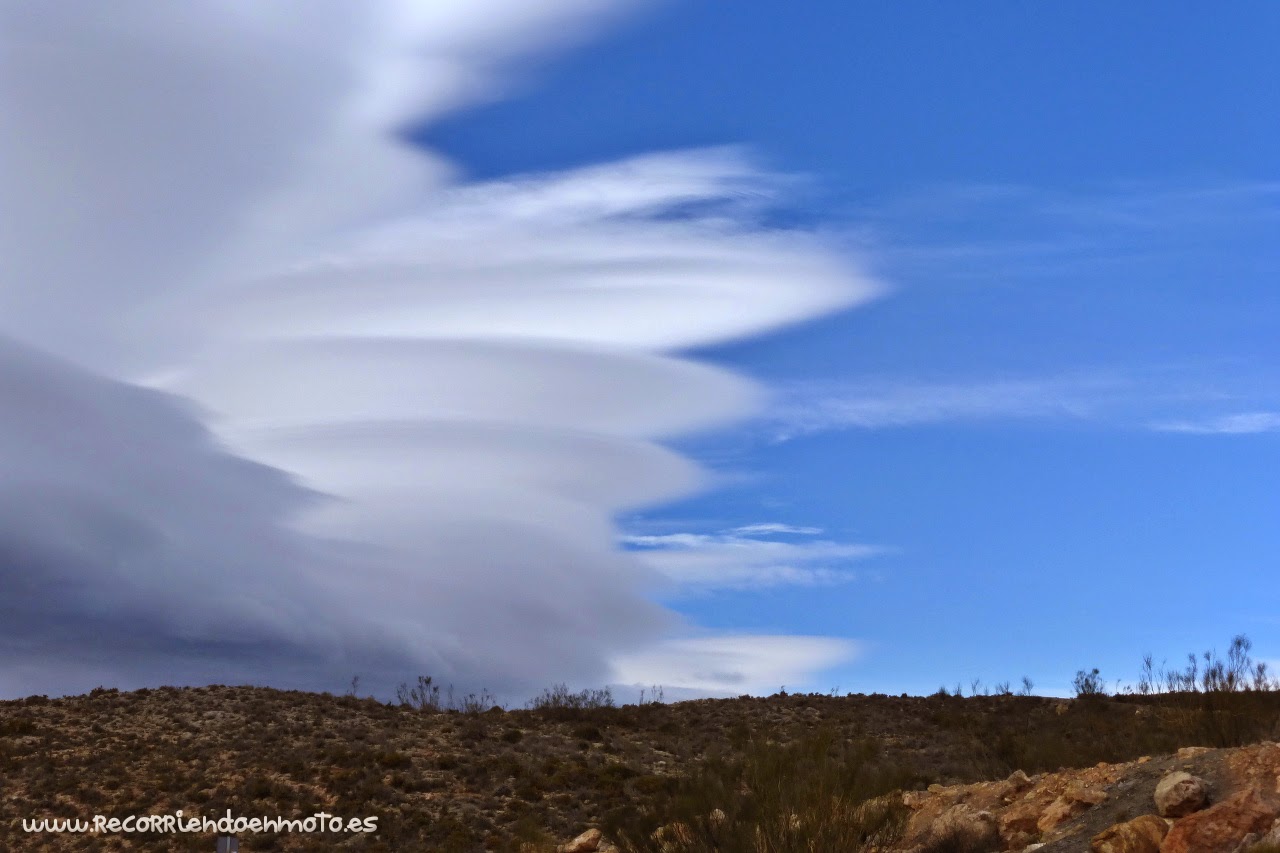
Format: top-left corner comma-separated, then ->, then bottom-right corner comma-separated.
0,1 -> 1276,701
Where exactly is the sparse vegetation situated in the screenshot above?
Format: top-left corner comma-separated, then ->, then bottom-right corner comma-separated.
606,726 -> 916,852
526,684 -> 614,717
2,636 -> 1277,850
395,675 -> 498,714
1134,634 -> 1279,695
396,673 -> 442,711
1071,634 -> 1280,748
1073,667 -> 1106,698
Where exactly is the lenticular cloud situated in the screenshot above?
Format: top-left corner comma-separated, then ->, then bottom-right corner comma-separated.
0,1 -> 877,699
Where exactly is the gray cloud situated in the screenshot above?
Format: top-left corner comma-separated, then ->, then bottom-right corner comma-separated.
0,2 -> 875,699
0,338 -> 353,691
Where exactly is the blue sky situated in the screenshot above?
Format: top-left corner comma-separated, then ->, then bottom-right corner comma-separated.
423,1 -> 1280,695
2,2 -> 1276,701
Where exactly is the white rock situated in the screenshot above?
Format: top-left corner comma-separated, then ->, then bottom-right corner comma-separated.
1154,770 -> 1209,817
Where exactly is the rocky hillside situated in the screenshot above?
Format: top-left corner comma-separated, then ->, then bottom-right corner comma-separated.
2,685 -> 1279,851
896,741 -> 1280,852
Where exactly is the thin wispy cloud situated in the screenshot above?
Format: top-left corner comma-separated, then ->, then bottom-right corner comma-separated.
858,180 -> 1280,241
730,523 -> 824,536
786,178 -> 1280,447
765,372 -> 1280,440
1152,412 -> 1280,435
0,2 -> 876,699
765,375 -> 1128,439
1033,182 -> 1280,230
622,525 -> 882,592
853,179 -> 1280,283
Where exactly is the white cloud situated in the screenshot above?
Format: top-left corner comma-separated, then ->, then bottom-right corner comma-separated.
730,523 -> 823,536
172,150 -> 871,357
0,1 -> 875,698
1151,412 -> 1280,435
623,526 -> 881,591
611,635 -> 861,694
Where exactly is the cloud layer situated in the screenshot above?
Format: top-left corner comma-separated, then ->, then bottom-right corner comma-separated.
612,635 -> 861,695
0,2 -> 874,698
623,526 -> 880,591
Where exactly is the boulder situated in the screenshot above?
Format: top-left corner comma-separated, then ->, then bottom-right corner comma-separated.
559,827 -> 603,853
1154,771 -> 1208,817
1161,788 -> 1279,853
1090,814 -> 1168,853
1007,769 -> 1034,793
1175,746 -> 1212,760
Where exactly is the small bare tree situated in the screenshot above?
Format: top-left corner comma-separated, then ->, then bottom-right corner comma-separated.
1072,668 -> 1105,698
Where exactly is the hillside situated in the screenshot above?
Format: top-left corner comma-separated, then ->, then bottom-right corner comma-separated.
3,685 -> 1280,851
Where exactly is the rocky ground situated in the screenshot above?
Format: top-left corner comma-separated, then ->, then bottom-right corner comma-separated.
2,685 -> 1279,851
893,742 -> 1280,852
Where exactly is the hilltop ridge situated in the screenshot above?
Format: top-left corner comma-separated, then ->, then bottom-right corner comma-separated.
4,684 -> 1280,850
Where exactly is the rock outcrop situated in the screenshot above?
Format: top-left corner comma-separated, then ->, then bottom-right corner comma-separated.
897,741 -> 1280,852
1089,813 -> 1168,853
1234,816 -> 1280,852
1161,788 -> 1279,853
